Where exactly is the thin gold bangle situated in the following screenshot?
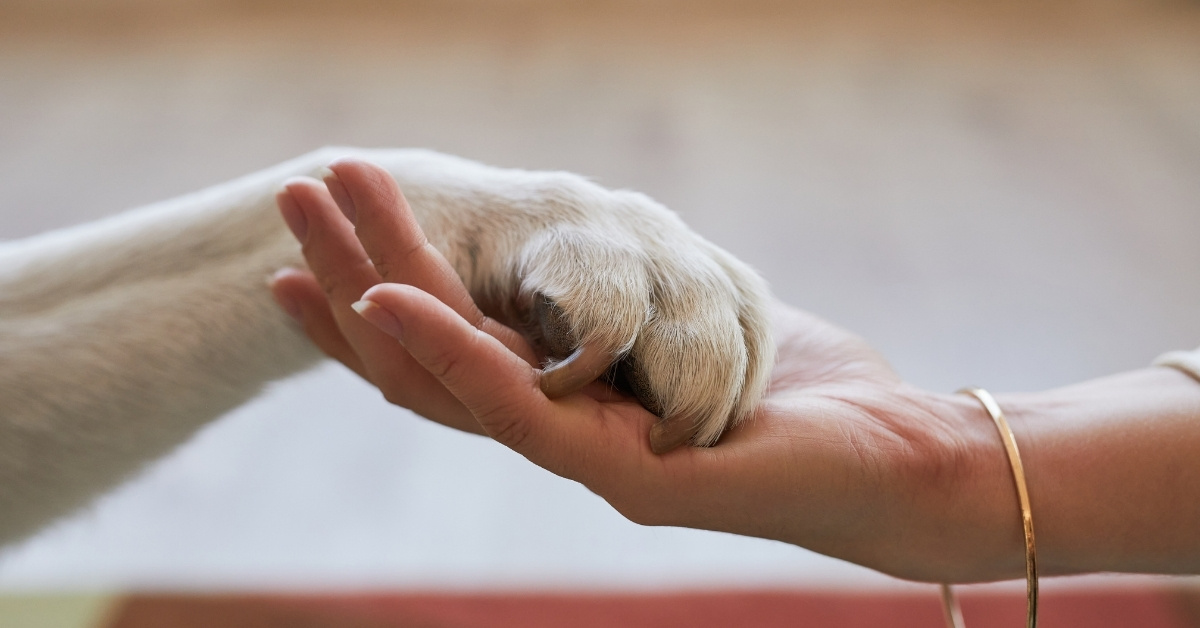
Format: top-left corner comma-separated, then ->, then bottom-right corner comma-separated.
944,387 -> 1038,628
940,582 -> 965,628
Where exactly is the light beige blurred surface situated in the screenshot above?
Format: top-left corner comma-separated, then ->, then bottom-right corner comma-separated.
0,594 -> 114,628
0,0 -> 1198,590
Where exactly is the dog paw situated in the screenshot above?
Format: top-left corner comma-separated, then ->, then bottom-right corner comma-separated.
365,150 -> 775,452
514,196 -> 774,452
496,184 -> 774,453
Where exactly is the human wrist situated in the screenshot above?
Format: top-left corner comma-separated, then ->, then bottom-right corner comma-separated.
860,387 -> 1027,583
925,388 -> 1030,583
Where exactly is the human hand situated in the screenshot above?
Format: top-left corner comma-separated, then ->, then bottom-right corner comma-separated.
359,285 -> 1026,582
269,161 -> 534,435
271,159 -> 1026,583
269,157 -> 680,436
271,154 -> 775,450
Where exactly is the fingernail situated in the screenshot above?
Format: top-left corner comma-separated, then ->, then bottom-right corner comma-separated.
324,171 -> 356,225
273,282 -> 304,324
276,190 -> 308,241
352,299 -> 403,340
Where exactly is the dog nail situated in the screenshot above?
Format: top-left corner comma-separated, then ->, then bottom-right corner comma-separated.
649,414 -> 699,454
540,344 -> 614,398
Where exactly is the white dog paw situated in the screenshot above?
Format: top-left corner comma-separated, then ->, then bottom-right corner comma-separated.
362,149 -> 774,452
501,187 -> 773,453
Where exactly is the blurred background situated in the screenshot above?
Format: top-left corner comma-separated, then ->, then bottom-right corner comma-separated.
1,0 -> 1199,625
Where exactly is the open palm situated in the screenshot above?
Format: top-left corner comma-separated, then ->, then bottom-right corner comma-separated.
273,159 -> 1020,584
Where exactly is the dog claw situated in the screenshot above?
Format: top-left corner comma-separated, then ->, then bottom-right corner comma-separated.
648,413 -> 701,454
539,344 -> 615,398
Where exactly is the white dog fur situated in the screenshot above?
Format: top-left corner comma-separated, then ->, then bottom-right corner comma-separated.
0,147 -> 773,546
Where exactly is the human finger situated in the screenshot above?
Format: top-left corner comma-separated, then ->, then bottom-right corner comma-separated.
325,160 -> 481,323
324,158 -> 536,366
278,180 -> 377,307
269,266 -> 369,380
279,181 -> 477,430
354,283 -> 641,480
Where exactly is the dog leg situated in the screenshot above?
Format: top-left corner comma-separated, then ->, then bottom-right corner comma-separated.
0,147 -> 774,545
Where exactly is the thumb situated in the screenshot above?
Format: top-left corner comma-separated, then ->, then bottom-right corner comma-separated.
354,283 -> 592,472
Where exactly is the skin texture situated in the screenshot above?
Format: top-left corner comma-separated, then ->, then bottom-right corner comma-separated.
273,159 -> 1200,583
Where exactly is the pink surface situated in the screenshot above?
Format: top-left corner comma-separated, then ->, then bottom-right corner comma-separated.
106,589 -> 1200,628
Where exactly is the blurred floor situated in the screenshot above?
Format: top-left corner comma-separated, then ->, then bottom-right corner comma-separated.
0,0 -> 1198,600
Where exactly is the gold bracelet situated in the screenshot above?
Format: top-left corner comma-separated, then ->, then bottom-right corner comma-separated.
942,387 -> 1038,628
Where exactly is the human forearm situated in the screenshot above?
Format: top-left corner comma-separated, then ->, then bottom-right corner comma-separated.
992,366 -> 1200,577
787,362 -> 1200,585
